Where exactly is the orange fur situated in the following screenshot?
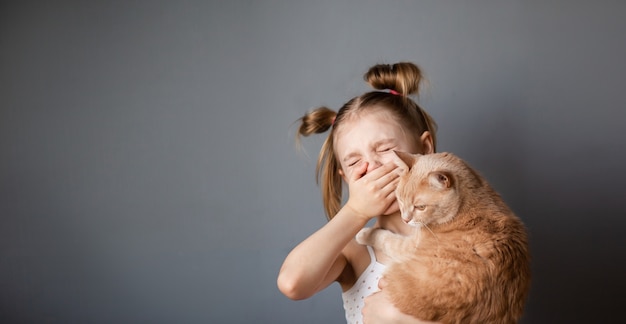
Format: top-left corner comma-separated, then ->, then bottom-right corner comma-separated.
356,152 -> 531,323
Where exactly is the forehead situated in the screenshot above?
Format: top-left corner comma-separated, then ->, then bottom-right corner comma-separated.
333,110 -> 414,155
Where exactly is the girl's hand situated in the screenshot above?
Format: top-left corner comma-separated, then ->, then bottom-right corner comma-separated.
344,162 -> 401,221
362,278 -> 440,324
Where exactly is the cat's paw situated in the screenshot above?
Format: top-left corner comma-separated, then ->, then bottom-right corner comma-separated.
355,228 -> 373,245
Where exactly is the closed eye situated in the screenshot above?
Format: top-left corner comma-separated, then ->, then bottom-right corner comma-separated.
348,160 -> 360,167
415,205 -> 426,211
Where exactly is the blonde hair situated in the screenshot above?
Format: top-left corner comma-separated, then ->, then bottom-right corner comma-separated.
297,62 -> 438,219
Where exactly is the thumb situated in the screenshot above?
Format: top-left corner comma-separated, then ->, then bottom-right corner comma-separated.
390,151 -> 409,174
350,162 -> 368,182
378,277 -> 388,289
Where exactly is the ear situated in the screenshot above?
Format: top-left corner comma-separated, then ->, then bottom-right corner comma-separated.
392,151 -> 416,173
338,168 -> 347,182
420,131 -> 434,154
428,171 -> 453,190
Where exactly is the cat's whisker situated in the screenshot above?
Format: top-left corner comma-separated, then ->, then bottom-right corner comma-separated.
413,225 -> 423,248
422,223 -> 439,241
420,222 -> 441,251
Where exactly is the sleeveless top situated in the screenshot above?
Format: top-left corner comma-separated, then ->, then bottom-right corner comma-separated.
341,245 -> 387,324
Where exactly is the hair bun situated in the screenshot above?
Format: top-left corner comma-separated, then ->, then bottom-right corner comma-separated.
364,62 -> 423,96
297,106 -> 336,138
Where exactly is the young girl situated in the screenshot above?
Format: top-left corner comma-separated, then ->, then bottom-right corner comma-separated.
278,62 -> 440,324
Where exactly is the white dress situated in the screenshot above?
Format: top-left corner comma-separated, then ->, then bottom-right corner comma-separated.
341,245 -> 387,324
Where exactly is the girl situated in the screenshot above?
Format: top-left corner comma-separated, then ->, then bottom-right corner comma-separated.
278,62 -> 440,324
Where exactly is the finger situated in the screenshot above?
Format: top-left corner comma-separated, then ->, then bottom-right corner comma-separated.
378,277 -> 388,288
365,162 -> 397,179
379,187 -> 399,215
366,177 -> 398,208
376,165 -> 402,188
377,177 -> 400,198
383,201 -> 400,216
363,290 -> 381,305
350,162 -> 369,182
390,150 -> 410,173
383,200 -> 398,215
360,164 -> 399,188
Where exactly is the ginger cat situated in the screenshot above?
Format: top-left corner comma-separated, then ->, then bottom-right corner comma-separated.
356,152 -> 531,324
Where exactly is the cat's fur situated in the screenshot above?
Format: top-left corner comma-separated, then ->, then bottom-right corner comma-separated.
356,152 -> 531,324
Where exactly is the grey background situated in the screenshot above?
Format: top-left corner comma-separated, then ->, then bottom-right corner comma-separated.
1,1 -> 625,323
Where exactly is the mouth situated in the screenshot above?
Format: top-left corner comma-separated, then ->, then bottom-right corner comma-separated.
401,218 -> 419,227
409,220 -> 426,229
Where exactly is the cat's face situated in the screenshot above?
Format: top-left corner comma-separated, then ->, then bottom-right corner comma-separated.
394,152 -> 461,227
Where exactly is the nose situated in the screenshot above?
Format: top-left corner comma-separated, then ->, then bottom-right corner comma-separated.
365,156 -> 383,174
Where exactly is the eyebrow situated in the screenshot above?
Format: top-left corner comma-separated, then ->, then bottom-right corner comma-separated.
341,138 -> 396,163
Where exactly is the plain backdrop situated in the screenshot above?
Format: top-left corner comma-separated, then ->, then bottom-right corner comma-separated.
1,1 -> 625,323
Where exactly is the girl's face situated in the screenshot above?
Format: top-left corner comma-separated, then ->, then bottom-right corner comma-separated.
334,109 -> 431,180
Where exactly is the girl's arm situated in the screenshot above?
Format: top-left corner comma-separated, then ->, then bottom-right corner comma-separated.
277,163 -> 401,300
277,207 -> 368,300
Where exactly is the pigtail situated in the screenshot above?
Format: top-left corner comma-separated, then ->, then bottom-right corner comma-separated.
318,138 -> 342,219
296,106 -> 336,141
296,106 -> 342,219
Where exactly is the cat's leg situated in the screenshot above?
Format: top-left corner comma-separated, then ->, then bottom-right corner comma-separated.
356,228 -> 407,260
355,227 -> 376,246
356,228 -> 398,248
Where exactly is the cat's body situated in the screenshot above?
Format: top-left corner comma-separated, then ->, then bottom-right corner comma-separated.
356,152 -> 531,324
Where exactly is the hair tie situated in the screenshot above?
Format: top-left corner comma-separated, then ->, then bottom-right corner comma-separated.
331,116 -> 336,126
389,89 -> 401,96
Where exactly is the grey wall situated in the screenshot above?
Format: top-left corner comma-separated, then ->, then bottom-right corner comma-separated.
1,1 -> 625,323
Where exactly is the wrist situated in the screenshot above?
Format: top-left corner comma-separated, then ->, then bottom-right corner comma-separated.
342,203 -> 373,224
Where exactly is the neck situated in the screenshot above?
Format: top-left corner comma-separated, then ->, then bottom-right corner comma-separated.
376,211 -> 415,236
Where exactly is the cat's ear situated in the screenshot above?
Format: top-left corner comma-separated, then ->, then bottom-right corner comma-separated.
392,151 -> 416,172
428,171 -> 454,190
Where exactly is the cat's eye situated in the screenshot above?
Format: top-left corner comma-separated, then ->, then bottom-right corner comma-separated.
415,205 -> 426,211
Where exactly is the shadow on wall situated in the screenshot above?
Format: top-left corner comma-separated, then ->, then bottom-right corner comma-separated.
459,102 -> 626,322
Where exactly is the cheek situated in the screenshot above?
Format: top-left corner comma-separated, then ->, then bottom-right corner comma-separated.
339,166 -> 354,180
379,153 -> 397,165
342,161 -> 365,178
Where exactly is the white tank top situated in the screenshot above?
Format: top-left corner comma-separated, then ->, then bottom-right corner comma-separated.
341,245 -> 387,324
